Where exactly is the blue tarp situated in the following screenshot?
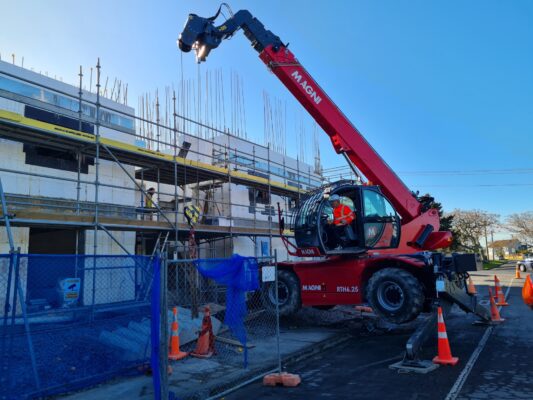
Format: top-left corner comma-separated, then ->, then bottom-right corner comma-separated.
195,254 -> 259,367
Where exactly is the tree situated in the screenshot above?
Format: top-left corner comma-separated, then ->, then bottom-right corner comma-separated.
418,193 -> 456,247
506,212 -> 533,246
418,193 -> 454,231
448,209 -> 500,257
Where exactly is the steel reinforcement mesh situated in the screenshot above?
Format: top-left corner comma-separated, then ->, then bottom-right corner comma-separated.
0,253 -> 159,399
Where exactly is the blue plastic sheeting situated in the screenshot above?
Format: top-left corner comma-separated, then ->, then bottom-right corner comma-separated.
195,254 -> 259,367
0,254 -> 158,399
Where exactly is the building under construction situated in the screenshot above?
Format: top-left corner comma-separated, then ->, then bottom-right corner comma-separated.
0,58 -> 323,310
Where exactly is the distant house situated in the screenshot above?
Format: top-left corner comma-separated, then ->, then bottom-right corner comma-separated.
488,239 -> 522,259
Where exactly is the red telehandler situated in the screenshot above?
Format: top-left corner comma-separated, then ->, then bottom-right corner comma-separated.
178,5 -> 491,370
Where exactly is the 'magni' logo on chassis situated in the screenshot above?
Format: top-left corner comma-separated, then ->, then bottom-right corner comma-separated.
291,71 -> 322,105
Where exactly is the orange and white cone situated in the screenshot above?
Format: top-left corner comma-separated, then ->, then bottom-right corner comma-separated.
522,275 -> 533,307
515,265 -> 522,279
494,276 -> 509,306
169,307 -> 188,361
191,306 -> 215,358
432,307 -> 459,366
467,277 -> 477,295
488,287 -> 505,323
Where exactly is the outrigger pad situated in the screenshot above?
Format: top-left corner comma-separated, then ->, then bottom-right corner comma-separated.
389,359 -> 439,374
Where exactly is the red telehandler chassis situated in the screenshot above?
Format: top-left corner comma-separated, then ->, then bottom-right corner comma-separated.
178,5 -> 491,370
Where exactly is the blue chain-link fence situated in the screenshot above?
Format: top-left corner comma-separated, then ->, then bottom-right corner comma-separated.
0,253 -> 160,399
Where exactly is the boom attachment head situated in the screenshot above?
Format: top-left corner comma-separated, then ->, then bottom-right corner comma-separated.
178,6 -> 284,63
178,12 -> 224,62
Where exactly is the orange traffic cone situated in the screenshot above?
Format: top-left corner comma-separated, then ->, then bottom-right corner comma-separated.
522,275 -> 533,307
515,265 -> 522,279
493,275 -> 501,299
488,287 -> 505,323
169,307 -> 188,361
494,276 -> 509,306
432,307 -> 459,366
190,306 -> 215,358
467,277 -> 477,295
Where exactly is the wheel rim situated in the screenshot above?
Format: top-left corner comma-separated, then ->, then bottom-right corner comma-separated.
376,280 -> 405,312
268,280 -> 289,306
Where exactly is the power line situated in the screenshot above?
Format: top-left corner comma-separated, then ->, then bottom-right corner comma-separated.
413,183 -> 533,188
323,166 -> 533,175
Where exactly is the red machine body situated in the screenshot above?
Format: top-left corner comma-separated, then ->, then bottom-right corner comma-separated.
282,255 -> 428,306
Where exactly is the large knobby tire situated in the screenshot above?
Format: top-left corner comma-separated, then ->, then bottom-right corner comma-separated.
261,269 -> 301,316
366,267 -> 425,324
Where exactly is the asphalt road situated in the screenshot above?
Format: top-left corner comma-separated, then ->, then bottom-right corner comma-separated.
226,263 -> 533,400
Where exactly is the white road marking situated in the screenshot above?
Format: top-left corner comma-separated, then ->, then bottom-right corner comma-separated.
444,276 -> 514,400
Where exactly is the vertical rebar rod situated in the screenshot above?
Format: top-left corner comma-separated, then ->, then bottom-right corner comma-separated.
296,156 -> 301,204
267,145 -> 273,256
156,93 -> 161,152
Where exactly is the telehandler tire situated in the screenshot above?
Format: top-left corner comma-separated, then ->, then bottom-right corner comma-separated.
366,267 -> 424,324
261,269 -> 301,316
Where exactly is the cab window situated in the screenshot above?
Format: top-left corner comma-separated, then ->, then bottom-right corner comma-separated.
363,190 -> 395,218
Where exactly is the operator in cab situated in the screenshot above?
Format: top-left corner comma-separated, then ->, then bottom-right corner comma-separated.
327,194 -> 356,249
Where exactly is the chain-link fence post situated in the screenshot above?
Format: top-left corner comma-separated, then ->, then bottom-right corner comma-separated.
160,250 -> 169,400
274,249 -> 282,375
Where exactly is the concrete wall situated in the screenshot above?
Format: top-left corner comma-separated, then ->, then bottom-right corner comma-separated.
232,236 -> 289,261
0,140 -> 136,207
0,226 -> 29,254
0,94 -> 136,207
82,230 -> 136,305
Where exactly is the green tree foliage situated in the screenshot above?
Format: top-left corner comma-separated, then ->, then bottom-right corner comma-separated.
417,193 -> 456,245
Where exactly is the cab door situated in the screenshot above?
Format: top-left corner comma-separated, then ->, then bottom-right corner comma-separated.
361,188 -> 401,249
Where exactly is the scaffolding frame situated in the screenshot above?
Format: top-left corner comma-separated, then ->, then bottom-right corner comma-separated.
0,61 -> 322,256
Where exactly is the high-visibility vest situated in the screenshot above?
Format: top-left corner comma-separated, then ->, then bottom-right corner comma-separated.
333,204 -> 355,225
146,194 -> 154,208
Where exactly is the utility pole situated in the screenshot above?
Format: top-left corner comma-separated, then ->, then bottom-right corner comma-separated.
490,230 -> 494,260
484,226 -> 490,261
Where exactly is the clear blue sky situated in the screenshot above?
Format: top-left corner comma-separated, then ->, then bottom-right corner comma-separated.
1,0 -> 532,220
